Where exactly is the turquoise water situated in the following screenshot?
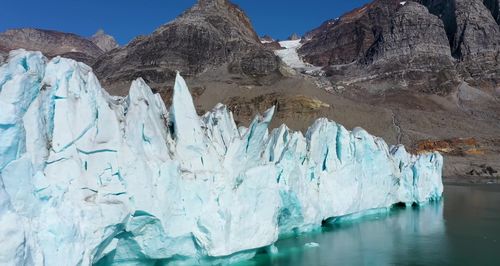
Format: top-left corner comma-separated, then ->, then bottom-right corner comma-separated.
243,185 -> 500,266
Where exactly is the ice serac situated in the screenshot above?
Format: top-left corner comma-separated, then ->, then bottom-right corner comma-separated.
0,50 -> 443,265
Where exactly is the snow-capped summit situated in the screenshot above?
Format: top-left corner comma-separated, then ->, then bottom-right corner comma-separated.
0,50 -> 443,265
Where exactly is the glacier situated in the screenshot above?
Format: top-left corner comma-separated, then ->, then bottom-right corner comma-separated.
0,50 -> 443,265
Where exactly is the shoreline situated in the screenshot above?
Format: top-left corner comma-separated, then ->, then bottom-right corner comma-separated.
444,176 -> 500,185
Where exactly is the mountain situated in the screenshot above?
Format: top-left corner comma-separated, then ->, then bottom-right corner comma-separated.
299,0 -> 500,93
289,0 -> 500,181
0,0 -> 498,181
416,0 -> 500,88
0,50 -> 443,265
93,0 -> 281,95
0,28 -> 104,65
288,33 -> 300,40
90,29 -> 119,52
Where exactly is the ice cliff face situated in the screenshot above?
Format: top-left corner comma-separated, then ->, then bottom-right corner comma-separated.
0,50 -> 443,265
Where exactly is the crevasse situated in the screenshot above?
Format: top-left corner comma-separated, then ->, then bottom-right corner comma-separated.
0,50 -> 443,265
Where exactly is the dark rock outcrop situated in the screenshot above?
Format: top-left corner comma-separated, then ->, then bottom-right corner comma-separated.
363,1 -> 458,94
260,35 -> 275,42
0,44 -> 6,63
299,0 -> 401,67
0,28 -> 104,65
299,0 -> 500,93
260,35 -> 282,50
93,0 -> 280,94
90,29 -> 119,52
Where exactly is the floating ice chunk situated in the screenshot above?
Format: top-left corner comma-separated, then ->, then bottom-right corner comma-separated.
305,242 -> 320,248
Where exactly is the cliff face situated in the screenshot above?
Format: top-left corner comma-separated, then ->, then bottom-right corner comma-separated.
299,0 -> 500,93
299,0 -> 400,66
364,2 -> 458,94
427,0 -> 500,87
92,0 -> 280,94
0,28 -> 104,65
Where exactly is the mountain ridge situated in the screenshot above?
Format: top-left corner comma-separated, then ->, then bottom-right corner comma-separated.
92,0 -> 280,95
0,28 -> 105,65
299,0 -> 500,93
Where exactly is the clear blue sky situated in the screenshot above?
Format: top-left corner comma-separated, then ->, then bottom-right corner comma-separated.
0,0 -> 371,45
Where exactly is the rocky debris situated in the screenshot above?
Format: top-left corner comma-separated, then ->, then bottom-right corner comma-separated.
288,33 -> 300,40
455,82 -> 500,121
414,137 -> 500,181
90,29 -> 119,52
93,0 -> 280,94
0,28 -> 104,65
299,0 -> 500,94
226,93 -> 329,124
415,138 -> 483,155
467,164 -> 498,177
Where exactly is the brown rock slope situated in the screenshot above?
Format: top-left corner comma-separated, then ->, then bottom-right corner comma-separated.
298,0 -> 457,93
93,0 -> 281,95
0,28 -> 104,65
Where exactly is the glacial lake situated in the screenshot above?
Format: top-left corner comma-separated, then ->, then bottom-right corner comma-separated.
241,185 -> 500,266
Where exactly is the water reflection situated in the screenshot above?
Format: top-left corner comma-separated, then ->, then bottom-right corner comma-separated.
244,185 -> 500,266
442,185 -> 500,266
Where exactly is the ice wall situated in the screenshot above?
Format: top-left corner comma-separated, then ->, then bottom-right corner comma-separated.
0,50 -> 443,265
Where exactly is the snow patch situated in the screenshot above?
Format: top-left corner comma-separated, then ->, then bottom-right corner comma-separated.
275,39 -> 324,75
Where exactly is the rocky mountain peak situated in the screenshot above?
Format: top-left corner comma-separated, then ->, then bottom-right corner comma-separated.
178,0 -> 260,44
90,29 -> 119,52
197,0 -> 229,7
415,0 -> 500,86
299,0 -> 499,93
93,0 -> 280,95
94,29 -> 106,36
